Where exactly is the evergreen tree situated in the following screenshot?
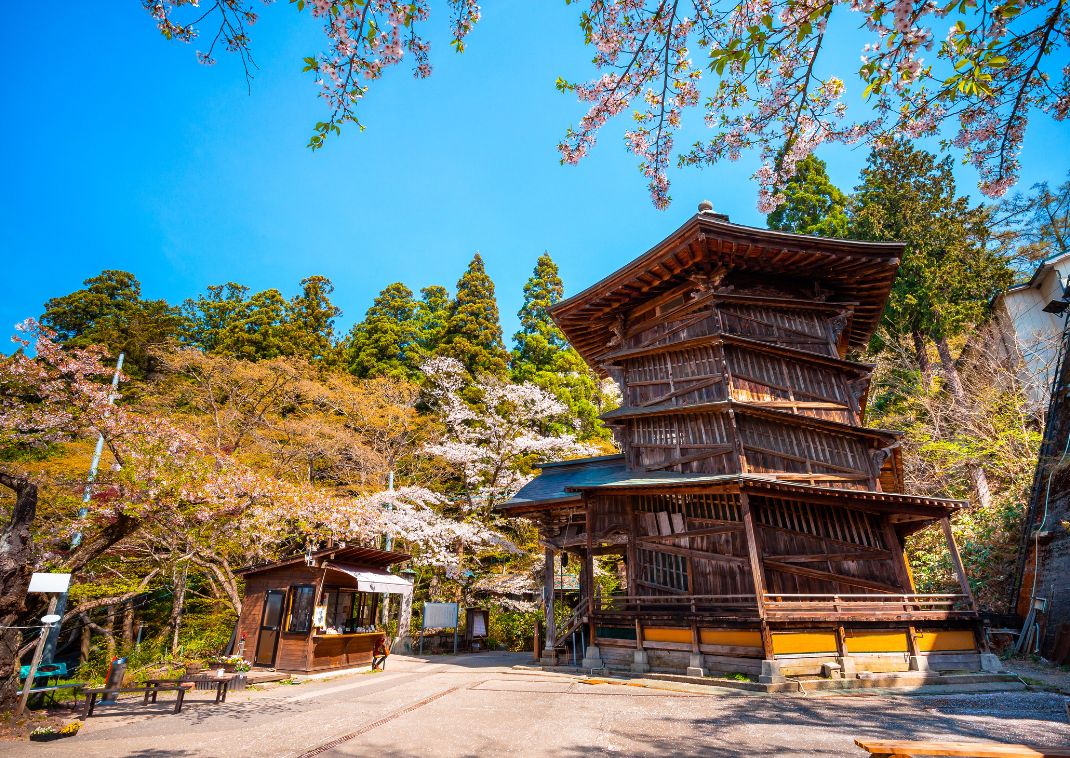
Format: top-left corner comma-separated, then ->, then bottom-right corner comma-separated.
346,283 -> 421,379
511,253 -> 614,441
41,269 -> 185,375
438,254 -> 509,377
287,275 -> 341,360
849,140 -> 1012,349
184,277 -> 339,361
512,253 -> 568,373
766,154 -> 849,238
849,139 -> 1013,510
414,285 -> 451,357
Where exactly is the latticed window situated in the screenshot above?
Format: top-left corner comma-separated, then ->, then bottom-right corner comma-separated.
638,548 -> 689,592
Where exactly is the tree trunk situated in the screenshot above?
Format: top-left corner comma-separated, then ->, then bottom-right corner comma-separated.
80,621 -> 91,666
60,513 -> 138,574
122,601 -> 135,648
913,332 -> 934,389
169,562 -> 189,656
0,473 -> 37,714
104,605 -> 117,659
935,336 -> 994,509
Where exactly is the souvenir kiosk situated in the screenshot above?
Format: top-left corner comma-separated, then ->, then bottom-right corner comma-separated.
236,545 -> 413,674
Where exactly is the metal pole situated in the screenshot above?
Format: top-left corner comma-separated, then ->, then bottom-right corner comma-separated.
43,352 -> 124,664
383,470 -> 394,551
381,472 -> 394,625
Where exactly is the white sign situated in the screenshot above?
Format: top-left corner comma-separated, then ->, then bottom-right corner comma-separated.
28,573 -> 71,594
422,602 -> 458,630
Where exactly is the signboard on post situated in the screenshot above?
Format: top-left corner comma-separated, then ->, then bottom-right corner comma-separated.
28,573 -> 71,594
420,602 -> 460,655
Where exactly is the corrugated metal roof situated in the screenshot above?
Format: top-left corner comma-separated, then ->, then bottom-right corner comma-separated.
503,455 -> 714,509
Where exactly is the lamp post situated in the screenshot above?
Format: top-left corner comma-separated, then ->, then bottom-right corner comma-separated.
16,613 -> 61,717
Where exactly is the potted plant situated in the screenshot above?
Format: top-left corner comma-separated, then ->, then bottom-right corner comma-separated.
208,655 -> 251,674
29,722 -> 81,742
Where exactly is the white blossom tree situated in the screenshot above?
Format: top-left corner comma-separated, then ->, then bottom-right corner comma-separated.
421,357 -> 597,514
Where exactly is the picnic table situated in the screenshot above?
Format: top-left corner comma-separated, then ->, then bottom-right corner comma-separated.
171,674 -> 235,704
855,739 -> 1070,757
20,662 -> 69,688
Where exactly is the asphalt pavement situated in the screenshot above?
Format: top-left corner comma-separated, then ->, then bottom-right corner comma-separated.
7,652 -> 1069,757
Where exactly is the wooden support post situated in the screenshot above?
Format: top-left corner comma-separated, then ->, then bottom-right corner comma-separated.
880,517 -> 914,594
739,491 -> 767,617
940,517 -> 976,610
690,622 -> 701,654
585,498 -> 595,619
835,625 -> 848,658
906,625 -> 920,659
759,622 -> 774,660
543,544 -> 556,654
635,619 -> 643,650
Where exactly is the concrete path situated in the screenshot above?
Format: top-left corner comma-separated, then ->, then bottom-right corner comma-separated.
8,652 -> 1069,757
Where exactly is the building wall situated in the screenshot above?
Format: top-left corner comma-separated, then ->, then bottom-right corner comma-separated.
993,253 -> 1070,405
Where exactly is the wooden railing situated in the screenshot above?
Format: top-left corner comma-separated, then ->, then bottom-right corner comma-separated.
590,592 -> 974,619
763,593 -> 974,616
553,601 -> 586,644
596,594 -> 760,615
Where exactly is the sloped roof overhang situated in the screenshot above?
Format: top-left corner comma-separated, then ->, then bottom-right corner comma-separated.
551,213 -> 902,368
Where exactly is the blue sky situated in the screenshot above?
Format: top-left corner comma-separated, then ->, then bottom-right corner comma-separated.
2,3 -> 1068,347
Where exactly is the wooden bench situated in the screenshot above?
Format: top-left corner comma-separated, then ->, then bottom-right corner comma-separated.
855,739 -> 1070,757
26,682 -> 85,709
82,682 -> 190,717
168,675 -> 234,704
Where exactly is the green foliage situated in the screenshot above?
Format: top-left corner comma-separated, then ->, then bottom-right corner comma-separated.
511,253 -> 615,441
346,282 -> 421,379
486,607 -> 539,651
40,270 -> 185,376
288,275 -> 342,361
849,139 -> 1013,344
182,276 -> 342,361
438,253 -> 510,377
766,154 -> 849,238
415,285 -> 451,356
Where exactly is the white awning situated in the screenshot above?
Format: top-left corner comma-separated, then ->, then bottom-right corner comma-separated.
325,563 -> 413,594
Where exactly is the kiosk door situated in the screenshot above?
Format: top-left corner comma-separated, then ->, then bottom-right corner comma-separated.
254,590 -> 285,667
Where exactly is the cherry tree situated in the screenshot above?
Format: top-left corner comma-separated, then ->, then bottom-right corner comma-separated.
144,1 -> 1067,209
368,486 -> 517,575
0,322 -> 384,703
421,357 -> 596,513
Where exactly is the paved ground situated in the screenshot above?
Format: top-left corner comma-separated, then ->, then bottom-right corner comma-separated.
7,652 -> 1069,757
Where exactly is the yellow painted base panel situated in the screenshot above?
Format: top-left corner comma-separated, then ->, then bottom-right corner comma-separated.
699,629 -> 763,648
916,630 -> 976,652
643,627 -> 692,644
846,631 -> 908,654
772,631 -> 838,656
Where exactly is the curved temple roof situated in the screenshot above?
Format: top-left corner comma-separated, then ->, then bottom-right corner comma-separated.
551,211 -> 903,368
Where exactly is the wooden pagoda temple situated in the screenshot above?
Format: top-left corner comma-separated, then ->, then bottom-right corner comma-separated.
501,204 -> 999,682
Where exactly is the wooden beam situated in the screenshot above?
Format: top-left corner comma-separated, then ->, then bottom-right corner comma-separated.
740,491 -> 767,623
643,445 -> 735,472
638,524 -> 744,543
881,516 -> 915,593
941,517 -> 977,610
636,541 -> 748,566
764,551 -> 892,563
763,560 -> 902,594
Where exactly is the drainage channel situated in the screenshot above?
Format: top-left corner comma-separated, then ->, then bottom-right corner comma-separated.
293,683 -> 470,758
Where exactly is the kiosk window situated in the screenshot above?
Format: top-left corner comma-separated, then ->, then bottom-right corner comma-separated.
319,588 -> 381,633
285,585 -> 316,633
